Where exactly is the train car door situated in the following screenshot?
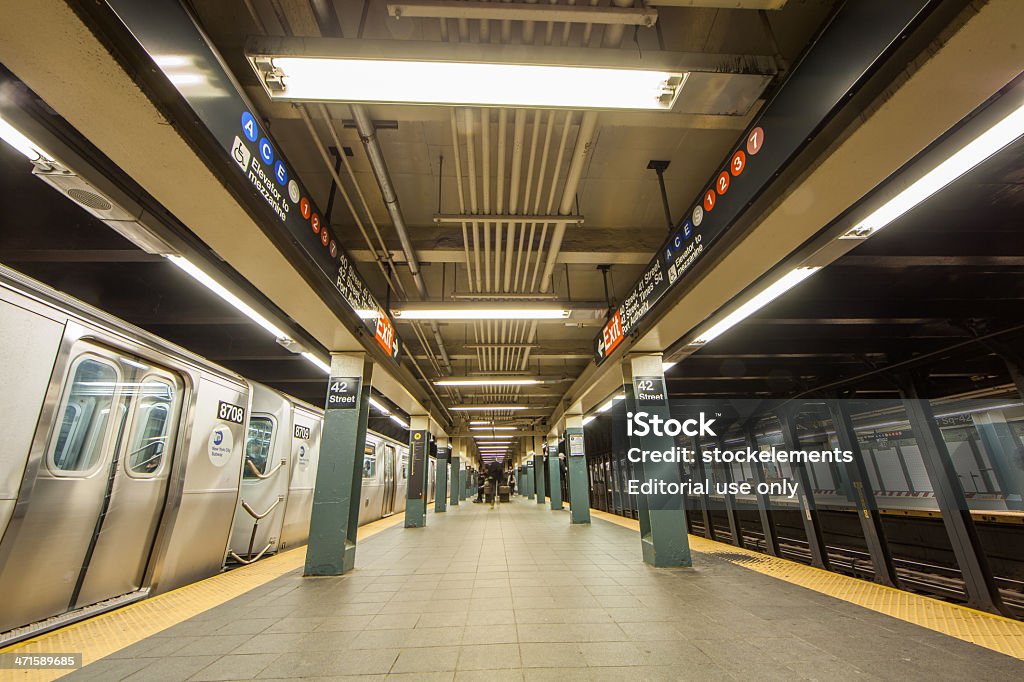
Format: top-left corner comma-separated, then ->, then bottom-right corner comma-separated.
0,342 -> 182,633
75,365 -> 183,608
381,443 -> 397,516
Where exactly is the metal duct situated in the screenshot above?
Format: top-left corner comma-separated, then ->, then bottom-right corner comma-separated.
351,104 -> 453,373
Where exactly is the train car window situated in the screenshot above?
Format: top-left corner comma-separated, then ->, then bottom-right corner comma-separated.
50,356 -> 120,474
244,416 -> 275,478
126,379 -> 176,475
400,450 -> 408,479
363,444 -> 377,478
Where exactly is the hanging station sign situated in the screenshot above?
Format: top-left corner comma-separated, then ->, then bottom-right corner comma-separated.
103,0 -> 401,361
593,0 -> 933,365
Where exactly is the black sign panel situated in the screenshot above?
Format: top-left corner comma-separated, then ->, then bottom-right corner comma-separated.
407,430 -> 428,500
326,377 -> 361,411
633,376 -> 667,406
217,400 -> 246,424
594,0 -> 931,365
103,0 -> 400,361
293,424 -> 311,440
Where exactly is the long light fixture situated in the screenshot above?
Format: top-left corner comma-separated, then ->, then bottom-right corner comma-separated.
692,267 -> 820,345
393,307 -> 570,320
842,101 -> 1024,240
301,352 -> 331,374
167,255 -> 291,340
435,377 -> 541,386
368,397 -> 391,415
451,405 -> 528,411
390,414 -> 410,429
475,435 -> 512,440
582,415 -> 596,426
253,57 -> 684,110
0,114 -> 54,162
596,394 -> 626,413
470,426 -> 517,431
469,421 -> 490,425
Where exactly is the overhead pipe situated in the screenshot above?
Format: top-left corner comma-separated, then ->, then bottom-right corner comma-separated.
351,104 -> 452,373
538,110 -> 598,294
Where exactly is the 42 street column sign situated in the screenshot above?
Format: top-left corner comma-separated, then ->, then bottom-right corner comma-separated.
594,0 -> 934,365
103,0 -> 400,362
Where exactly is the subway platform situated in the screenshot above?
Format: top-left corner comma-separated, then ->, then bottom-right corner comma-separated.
12,498 -> 1024,681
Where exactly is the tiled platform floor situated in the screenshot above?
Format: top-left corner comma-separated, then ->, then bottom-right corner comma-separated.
66,497 -> 1024,681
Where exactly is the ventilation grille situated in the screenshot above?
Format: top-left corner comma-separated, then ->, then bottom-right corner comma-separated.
67,187 -> 114,212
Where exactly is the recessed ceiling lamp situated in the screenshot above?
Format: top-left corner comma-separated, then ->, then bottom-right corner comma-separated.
393,306 -> 570,320
248,48 -> 686,110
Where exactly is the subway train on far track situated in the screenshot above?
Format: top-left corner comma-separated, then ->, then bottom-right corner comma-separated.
0,264 -> 430,645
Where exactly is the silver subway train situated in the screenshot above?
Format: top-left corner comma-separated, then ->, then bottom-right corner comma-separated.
0,264 -> 426,645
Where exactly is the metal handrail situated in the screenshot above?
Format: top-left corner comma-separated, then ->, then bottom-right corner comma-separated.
229,543 -> 273,565
245,457 -> 286,480
240,495 -> 283,521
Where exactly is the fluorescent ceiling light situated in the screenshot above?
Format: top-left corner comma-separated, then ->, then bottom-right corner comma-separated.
470,421 -> 490,425
0,115 -> 54,162
596,394 -> 623,413
259,57 -> 684,110
451,405 -> 528,411
167,255 -> 291,340
393,307 -> 570,320
390,413 -> 410,429
662,362 -> 676,372
302,352 -> 331,374
435,378 -> 541,386
693,267 -> 820,345
368,397 -> 391,415
582,415 -> 596,426
475,435 -> 512,440
843,102 -> 1024,239
470,426 -> 517,431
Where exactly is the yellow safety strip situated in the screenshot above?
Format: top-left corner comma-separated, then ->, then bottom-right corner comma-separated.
0,511 -> 409,681
589,508 -> 1024,660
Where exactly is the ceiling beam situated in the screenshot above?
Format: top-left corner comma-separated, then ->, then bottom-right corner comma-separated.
0,249 -> 163,263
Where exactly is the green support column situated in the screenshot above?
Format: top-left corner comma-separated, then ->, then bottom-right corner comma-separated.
548,440 -> 563,509
405,416 -> 431,528
564,413 -> 591,524
435,438 -> 449,513
524,459 -> 535,497
460,465 -> 468,500
305,353 -> 372,576
535,437 -> 547,504
623,354 -> 691,567
449,454 -> 460,506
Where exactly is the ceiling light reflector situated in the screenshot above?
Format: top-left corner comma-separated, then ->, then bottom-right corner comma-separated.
259,57 -> 684,111
394,307 -> 570,320
435,378 -> 541,386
